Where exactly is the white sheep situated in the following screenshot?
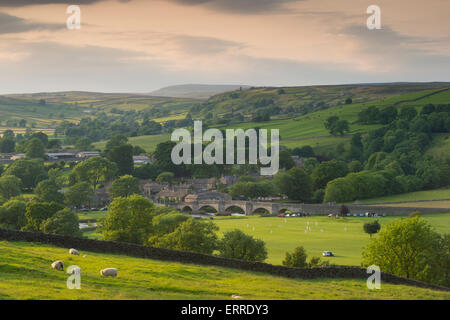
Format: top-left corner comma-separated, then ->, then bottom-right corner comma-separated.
69,248 -> 80,256
100,268 -> 118,277
51,260 -> 64,271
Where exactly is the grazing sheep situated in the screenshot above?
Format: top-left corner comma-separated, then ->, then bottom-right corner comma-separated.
69,248 -> 79,255
100,268 -> 118,277
51,261 -> 64,271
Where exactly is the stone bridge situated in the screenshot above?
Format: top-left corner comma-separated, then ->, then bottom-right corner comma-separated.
165,200 -> 448,216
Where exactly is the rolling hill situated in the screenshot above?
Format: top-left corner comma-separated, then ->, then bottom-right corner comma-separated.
149,84 -> 251,99
1,240 -> 448,300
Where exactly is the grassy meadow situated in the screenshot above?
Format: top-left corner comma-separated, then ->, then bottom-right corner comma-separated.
80,212 -> 450,267
1,241 -> 448,300
213,214 -> 450,266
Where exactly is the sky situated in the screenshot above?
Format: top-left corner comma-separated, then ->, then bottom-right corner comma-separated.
0,0 -> 449,93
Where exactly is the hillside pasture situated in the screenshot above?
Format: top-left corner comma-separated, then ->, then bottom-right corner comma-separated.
0,241 -> 448,300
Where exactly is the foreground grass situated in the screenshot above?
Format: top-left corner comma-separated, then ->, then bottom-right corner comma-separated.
0,241 -> 448,300
213,213 -> 450,266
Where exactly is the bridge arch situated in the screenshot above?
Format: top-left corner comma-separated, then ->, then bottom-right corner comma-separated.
181,205 -> 193,213
225,205 -> 245,214
199,205 -> 218,214
252,207 -> 272,215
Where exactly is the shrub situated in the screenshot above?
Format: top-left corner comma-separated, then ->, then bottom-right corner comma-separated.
218,229 -> 267,262
282,246 -> 308,268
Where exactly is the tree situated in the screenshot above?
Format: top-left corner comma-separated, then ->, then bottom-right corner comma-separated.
274,167 -> 312,201
217,229 -> 267,262
399,106 -> 418,121
311,160 -> 348,190
156,172 -> 174,184
64,182 -> 93,208
41,208 -> 81,236
292,145 -> 314,158
345,97 -> 353,104
4,159 -> 47,190
323,177 -> 355,203
107,144 -> 134,175
102,195 -> 155,244
0,200 -> 27,230
34,179 -> 64,203
25,138 -> 46,159
71,156 -> 116,191
0,137 -> 15,153
74,137 -> 93,151
23,201 -> 65,231
279,150 -> 295,170
282,246 -> 308,267
363,220 -> 381,237
0,175 -> 22,200
149,218 -> 218,255
362,217 -> 448,285
109,175 -> 141,198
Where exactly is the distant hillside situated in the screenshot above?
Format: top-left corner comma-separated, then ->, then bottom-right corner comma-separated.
190,83 -> 450,120
149,84 -> 251,99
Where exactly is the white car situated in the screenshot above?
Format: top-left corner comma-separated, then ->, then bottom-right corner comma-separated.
322,251 -> 334,257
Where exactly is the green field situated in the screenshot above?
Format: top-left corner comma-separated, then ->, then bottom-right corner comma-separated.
0,241 -> 448,300
357,188 -> 450,204
81,213 -> 450,267
213,214 -> 450,266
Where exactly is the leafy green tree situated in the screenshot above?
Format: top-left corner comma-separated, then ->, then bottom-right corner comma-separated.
282,246 -> 308,267
102,195 -> 155,244
4,159 -> 47,190
148,218 -> 218,255
34,179 -> 64,203
149,212 -> 189,236
399,106 -> 418,121
25,138 -> 46,159
41,208 -> 81,236
64,182 -> 93,208
362,217 -> 448,286
0,175 -> 22,200
292,146 -> 314,158
0,200 -> 27,230
311,160 -> 348,190
323,177 -> 355,203
23,201 -> 65,231
107,144 -> 134,175
274,167 -> 312,201
218,229 -> 267,262
75,137 -> 93,151
156,171 -> 174,184
279,150 -> 295,170
0,137 -> 15,153
71,156 -> 116,191
109,175 -> 141,198
363,220 -> 381,237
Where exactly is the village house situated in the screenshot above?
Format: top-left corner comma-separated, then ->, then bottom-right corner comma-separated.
133,155 -> 152,165
184,191 -> 232,202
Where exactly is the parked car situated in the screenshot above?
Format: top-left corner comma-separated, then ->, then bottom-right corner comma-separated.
322,251 -> 334,257
277,214 -> 285,218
